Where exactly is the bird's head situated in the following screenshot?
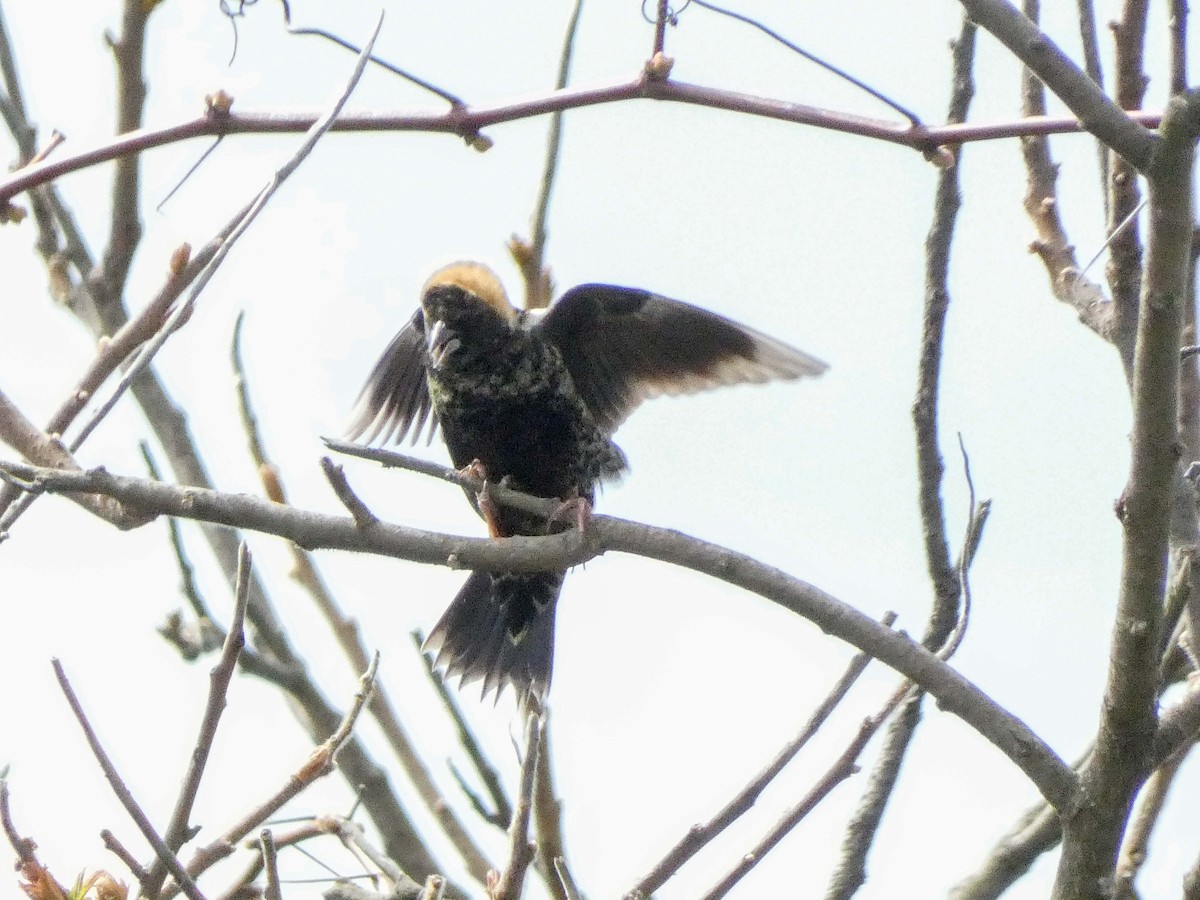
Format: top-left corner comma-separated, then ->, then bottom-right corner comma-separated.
420,262 -> 519,370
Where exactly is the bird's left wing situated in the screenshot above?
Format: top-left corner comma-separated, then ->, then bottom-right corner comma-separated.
344,309 -> 438,445
536,284 -> 827,434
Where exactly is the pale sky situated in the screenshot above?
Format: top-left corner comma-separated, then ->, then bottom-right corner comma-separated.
0,1 -> 1190,898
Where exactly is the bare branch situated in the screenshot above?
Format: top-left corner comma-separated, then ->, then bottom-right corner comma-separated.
321,458 -> 380,529
955,0 -> 1156,170
0,216 -> 226,534
701,681 -> 918,900
0,81 -> 1174,207
492,714 -> 543,900
0,457 -> 1079,812
532,717 -> 568,900
52,658 -> 205,900
165,654 -> 381,897
1107,0 -> 1151,370
627,612 -> 897,898
828,23 -> 978,896
1074,0 -> 1109,219
101,828 -> 149,884
950,798 -> 1065,899
142,543 -> 253,898
0,388 -> 149,531
0,779 -> 38,868
1169,0 -> 1188,96
553,859 -> 583,900
1112,746 -> 1191,898
260,829 -> 282,900
231,334 -> 495,888
100,0 -> 149,307
508,0 -> 585,311
1018,0 -> 1114,344
411,630 -> 514,829
1053,90 -> 1200,900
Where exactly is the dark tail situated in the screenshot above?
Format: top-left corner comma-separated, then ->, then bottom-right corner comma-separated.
423,570 -> 564,704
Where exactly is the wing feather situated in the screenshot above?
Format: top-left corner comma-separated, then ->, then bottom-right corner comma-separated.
536,284 -> 827,434
343,309 -> 438,445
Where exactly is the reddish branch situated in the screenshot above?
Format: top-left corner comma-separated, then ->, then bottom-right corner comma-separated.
0,79 -> 1169,208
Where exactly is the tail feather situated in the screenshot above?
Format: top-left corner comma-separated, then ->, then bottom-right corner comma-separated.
424,570 -> 563,704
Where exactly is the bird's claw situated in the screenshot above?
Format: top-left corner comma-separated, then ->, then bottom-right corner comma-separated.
548,495 -> 592,535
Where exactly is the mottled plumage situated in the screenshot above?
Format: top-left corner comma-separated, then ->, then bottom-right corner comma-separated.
346,262 -> 826,704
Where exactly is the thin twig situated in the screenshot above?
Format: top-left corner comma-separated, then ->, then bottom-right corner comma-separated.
330,816 -> 412,887
1073,0 -> 1109,221
165,654 -> 381,897
509,0 -> 585,311
492,714 -> 543,900
701,682 -> 917,900
142,443 -> 214,627
421,874 -> 447,900
100,0 -> 149,306
1112,745 -> 1192,898
285,23 -> 465,107
955,0 -> 1156,171
827,22 -> 977,896
321,458 -> 379,528
142,543 -> 254,898
52,659 -> 206,900
0,219 -> 226,535
686,0 -> 923,127
531,715 -> 568,900
411,631 -> 513,829
626,612 -> 898,898
553,858 -> 583,900
0,779 -> 38,866
651,0 -> 668,56
260,829 -> 282,900
101,828 -> 149,883
230,332 -> 494,888
69,11 -> 386,453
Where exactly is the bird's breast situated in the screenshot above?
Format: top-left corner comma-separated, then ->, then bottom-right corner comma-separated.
426,343 -> 623,501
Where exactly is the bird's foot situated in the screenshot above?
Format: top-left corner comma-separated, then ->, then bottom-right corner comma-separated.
458,458 -> 489,482
548,494 -> 592,534
476,478 -> 505,539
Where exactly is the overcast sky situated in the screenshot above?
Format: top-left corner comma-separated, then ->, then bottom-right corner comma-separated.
0,1 -> 1191,898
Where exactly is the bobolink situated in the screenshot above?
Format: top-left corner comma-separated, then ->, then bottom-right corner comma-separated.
346,262 -> 826,704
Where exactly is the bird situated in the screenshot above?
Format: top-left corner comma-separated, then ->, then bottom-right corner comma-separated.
345,261 -> 826,706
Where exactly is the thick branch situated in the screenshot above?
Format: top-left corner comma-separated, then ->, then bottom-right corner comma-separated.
0,457 -> 1078,810
1053,90 -> 1200,900
956,0 -> 1157,170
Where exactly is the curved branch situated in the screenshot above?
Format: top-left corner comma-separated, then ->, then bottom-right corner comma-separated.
0,457 -> 1079,812
0,76 -> 1170,206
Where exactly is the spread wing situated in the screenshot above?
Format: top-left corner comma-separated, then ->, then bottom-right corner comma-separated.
344,309 -> 438,445
535,284 -> 827,434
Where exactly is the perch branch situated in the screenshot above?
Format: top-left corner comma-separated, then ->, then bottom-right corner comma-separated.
0,456 -> 1078,812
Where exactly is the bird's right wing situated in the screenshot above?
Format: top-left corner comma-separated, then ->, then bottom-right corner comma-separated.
344,309 -> 438,445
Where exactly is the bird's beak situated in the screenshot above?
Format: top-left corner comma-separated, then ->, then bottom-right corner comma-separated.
427,319 -> 461,369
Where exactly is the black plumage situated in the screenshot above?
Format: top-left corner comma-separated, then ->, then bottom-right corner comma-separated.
346,262 -> 826,704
